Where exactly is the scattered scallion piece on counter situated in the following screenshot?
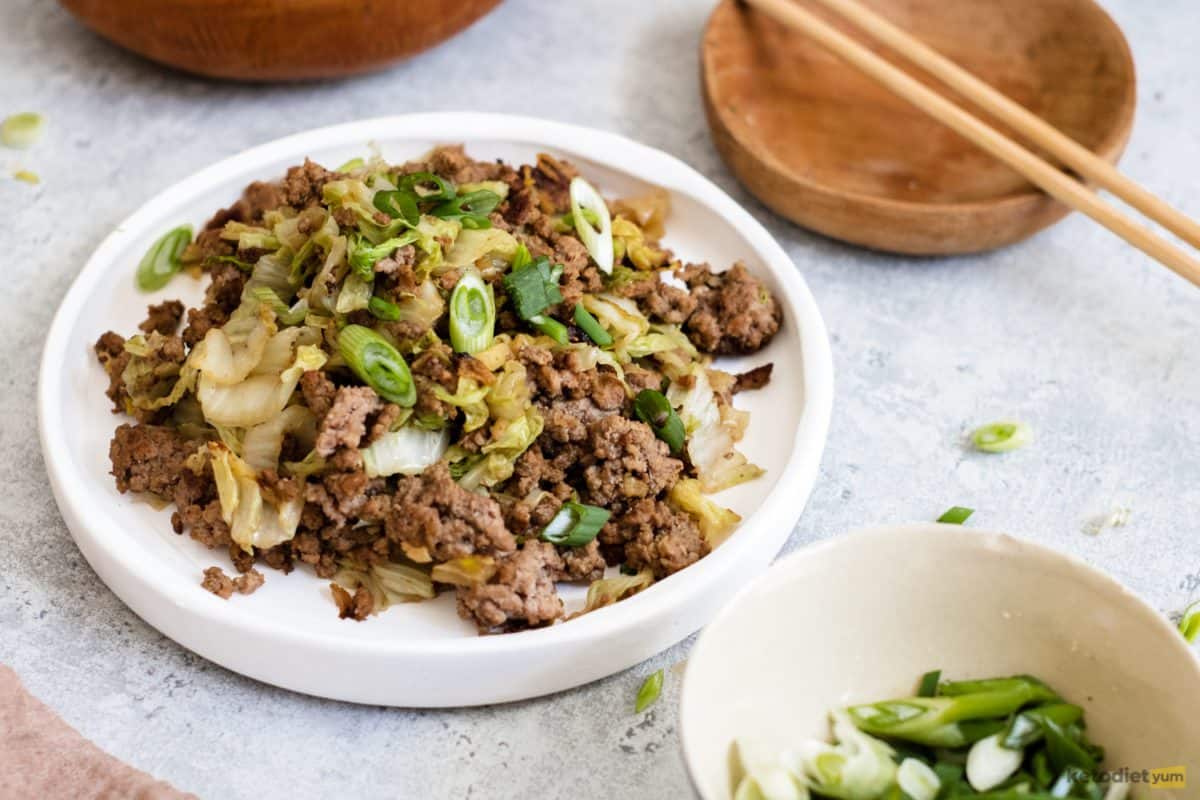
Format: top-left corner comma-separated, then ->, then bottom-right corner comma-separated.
539,501 -> 610,547
971,421 -> 1031,453
937,506 -> 974,525
448,270 -> 495,354
1,112 -> 44,148
633,389 -> 685,454
13,169 -> 38,184
1179,600 -> 1200,643
135,225 -> 193,291
635,669 -> 664,713
917,668 -> 942,697
574,303 -> 613,347
337,325 -> 416,407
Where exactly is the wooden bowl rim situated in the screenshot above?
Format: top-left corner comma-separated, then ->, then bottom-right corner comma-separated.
701,0 -> 1138,216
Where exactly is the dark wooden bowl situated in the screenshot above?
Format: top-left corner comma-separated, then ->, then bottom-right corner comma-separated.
60,0 -> 503,81
702,0 -> 1136,255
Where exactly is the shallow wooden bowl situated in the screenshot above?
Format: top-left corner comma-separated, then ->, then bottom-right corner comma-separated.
60,0 -> 502,81
702,0 -> 1136,255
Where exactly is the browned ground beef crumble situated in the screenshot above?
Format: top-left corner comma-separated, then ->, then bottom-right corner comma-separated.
98,146 -> 781,633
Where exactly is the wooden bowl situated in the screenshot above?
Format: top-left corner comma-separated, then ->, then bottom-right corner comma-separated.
702,0 -> 1136,255
59,0 -> 502,81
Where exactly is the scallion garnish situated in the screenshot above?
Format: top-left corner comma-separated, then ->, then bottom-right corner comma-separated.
373,189 -> 420,226
337,325 -> 416,407
397,171 -> 455,201
336,157 -> 364,172
432,189 -> 501,229
635,669 -> 664,713
574,303 -> 613,347
530,315 -> 568,345
917,669 -> 941,697
633,389 -> 685,454
971,421 -> 1031,453
368,295 -> 402,322
1,112 -> 44,149
539,501 -> 611,547
937,506 -> 974,525
1179,600 -> 1200,643
568,176 -> 614,274
135,225 -> 193,291
449,271 -> 496,354
502,255 -> 564,320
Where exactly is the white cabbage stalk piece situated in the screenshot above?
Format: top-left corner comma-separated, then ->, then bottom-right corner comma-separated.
208,442 -> 303,553
361,427 -> 450,478
667,364 -> 764,493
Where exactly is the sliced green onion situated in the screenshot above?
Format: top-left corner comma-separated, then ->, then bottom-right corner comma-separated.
558,207 -> 601,233
511,242 -> 532,271
1002,704 -> 1083,750
397,171 -> 455,201
135,225 -> 193,291
502,255 -> 564,320
1180,600 -> 1200,643
337,325 -> 416,407
368,295 -> 402,322
966,734 -> 1023,792
432,189 -> 501,229
335,157 -> 364,172
1,112 -> 44,149
449,271 -> 496,354
634,389 -> 685,454
971,421 -> 1031,453
917,669 -> 942,697
530,314 -> 568,345
574,303 -> 613,346
250,286 -> 307,325
569,176 -> 614,274
938,506 -> 974,525
373,189 -> 420,226
898,758 -> 941,800
539,501 -> 611,547
635,669 -> 664,713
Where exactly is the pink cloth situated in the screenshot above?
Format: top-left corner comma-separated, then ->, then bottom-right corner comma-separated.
0,665 -> 195,799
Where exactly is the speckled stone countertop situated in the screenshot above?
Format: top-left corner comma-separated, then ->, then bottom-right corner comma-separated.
2,1 -> 1198,797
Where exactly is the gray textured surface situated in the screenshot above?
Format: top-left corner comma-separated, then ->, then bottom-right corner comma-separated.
1,1 -> 1198,797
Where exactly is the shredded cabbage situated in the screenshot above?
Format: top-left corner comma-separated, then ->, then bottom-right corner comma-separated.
120,333 -> 195,411
485,360 -> 532,422
332,559 -> 435,611
198,344 -> 326,427
360,426 -> 449,478
445,227 -> 518,270
450,409 -> 544,490
208,442 -> 304,553
582,569 -> 653,612
667,364 -> 764,492
220,221 -> 280,252
611,216 -> 670,270
430,555 -> 497,587
668,479 -> 741,548
242,406 -> 316,472
190,308 -> 275,385
334,272 -> 373,314
393,280 -> 445,336
432,378 -> 490,432
581,293 -> 648,349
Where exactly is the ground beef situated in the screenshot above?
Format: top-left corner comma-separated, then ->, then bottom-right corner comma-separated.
682,262 -> 782,355
734,363 -> 774,393
409,342 -> 458,424
625,364 -> 665,394
138,300 -> 184,336
305,452 -> 389,528
616,273 -> 698,324
94,331 -> 130,413
508,445 -> 575,501
599,498 -> 708,577
553,540 -> 607,583
201,567 -> 235,599
181,263 -> 248,347
518,346 -> 626,408
582,416 -> 683,508
386,463 -> 515,562
234,568 -> 265,595
456,541 -> 564,632
331,583 -> 374,621
422,144 -> 514,185
109,424 -> 197,497
282,159 -> 339,208
299,370 -> 337,418
314,386 -> 384,457
203,180 -> 285,231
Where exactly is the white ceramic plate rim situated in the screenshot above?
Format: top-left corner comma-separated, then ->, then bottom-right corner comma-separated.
37,113 -> 834,672
678,522 -> 1200,796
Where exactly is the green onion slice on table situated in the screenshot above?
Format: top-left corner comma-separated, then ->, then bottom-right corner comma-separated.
1,112 -> 44,148
569,176 -> 613,274
539,501 -> 610,548
633,389 -> 685,454
337,325 -> 417,407
1179,600 -> 1200,643
135,225 -> 193,291
971,421 -> 1031,453
635,669 -> 664,713
449,271 -> 496,354
573,303 -> 613,346
937,506 -> 974,525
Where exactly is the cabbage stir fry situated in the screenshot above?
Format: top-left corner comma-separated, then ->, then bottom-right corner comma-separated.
732,673 -> 1125,800
96,146 -> 782,632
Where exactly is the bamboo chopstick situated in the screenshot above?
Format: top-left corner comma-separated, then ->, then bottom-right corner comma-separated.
741,0 -> 1200,287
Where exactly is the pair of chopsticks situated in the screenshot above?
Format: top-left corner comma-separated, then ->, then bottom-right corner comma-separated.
743,0 -> 1200,287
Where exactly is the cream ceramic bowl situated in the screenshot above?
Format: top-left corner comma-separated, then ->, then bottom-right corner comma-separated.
680,524 -> 1200,799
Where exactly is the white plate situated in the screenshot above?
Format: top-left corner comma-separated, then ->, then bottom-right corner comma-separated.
38,113 -> 833,707
680,524 -> 1200,799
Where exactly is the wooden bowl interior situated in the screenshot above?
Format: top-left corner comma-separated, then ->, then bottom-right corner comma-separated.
703,0 -> 1135,207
